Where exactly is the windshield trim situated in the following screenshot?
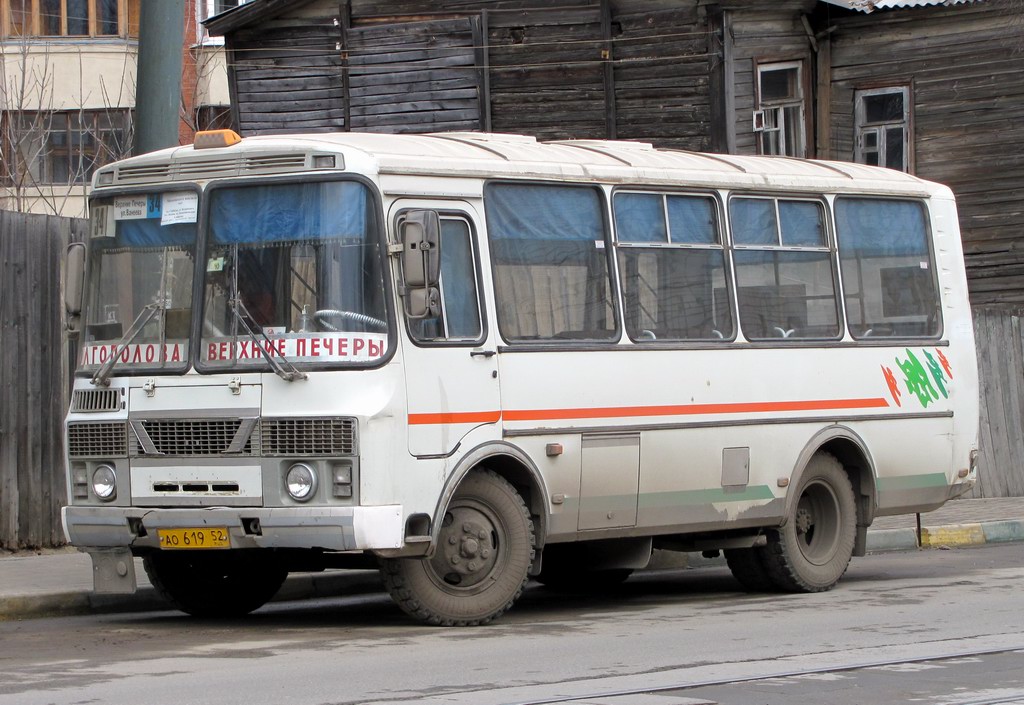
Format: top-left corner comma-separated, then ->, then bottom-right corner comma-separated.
76,184 -> 203,379
193,172 -> 396,376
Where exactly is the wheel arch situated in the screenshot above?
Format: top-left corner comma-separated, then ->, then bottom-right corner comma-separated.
432,441 -> 550,550
788,425 -> 878,556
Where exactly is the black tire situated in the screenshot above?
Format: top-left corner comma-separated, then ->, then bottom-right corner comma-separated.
143,550 -> 287,617
380,469 -> 535,626
761,453 -> 857,592
724,548 -> 775,592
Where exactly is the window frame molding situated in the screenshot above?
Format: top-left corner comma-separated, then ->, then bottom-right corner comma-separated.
1,0 -> 137,39
854,84 -> 914,174
752,57 -> 813,159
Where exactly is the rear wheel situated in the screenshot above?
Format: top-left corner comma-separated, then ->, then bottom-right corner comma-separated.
761,453 -> 857,592
143,550 -> 287,617
380,469 -> 535,626
724,547 -> 775,592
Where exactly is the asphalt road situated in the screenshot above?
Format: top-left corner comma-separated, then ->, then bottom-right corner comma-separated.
1,543 -> 1023,705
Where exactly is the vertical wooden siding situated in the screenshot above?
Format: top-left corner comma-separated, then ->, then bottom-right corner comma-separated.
0,211 -> 85,549
969,306 -> 1024,498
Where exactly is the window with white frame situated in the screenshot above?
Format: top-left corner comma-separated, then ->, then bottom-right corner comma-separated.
753,61 -> 807,158
855,86 -> 911,172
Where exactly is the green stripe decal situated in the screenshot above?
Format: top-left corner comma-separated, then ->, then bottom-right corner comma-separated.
877,473 -> 949,492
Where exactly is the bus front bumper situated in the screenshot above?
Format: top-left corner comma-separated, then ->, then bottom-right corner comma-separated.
63,504 -> 405,594
62,504 -> 404,553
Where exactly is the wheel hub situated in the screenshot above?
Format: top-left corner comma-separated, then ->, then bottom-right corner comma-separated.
433,510 -> 498,587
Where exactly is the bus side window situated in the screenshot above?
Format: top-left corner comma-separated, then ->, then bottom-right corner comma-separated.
836,198 -> 941,339
613,191 -> 734,342
730,196 -> 841,341
408,218 -> 483,343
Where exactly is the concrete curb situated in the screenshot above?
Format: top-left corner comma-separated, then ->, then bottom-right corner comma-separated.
0,570 -> 382,622
2,520 -> 1021,621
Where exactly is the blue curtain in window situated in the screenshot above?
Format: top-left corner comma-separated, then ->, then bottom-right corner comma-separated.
210,181 -> 368,245
667,196 -> 717,244
835,198 -> 927,256
730,199 -> 777,246
614,193 -> 666,243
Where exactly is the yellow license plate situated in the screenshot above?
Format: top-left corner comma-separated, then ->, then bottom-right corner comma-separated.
158,527 -> 231,550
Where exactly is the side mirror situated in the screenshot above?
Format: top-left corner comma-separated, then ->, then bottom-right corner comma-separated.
399,210 -> 441,318
64,242 -> 86,336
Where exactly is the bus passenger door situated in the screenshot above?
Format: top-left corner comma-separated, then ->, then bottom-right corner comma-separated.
392,202 -> 500,457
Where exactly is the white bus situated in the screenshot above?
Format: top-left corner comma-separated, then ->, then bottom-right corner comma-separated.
62,130 -> 979,625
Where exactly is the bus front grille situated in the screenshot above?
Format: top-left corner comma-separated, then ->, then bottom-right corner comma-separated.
67,422 -> 128,458
131,418 -> 257,457
261,417 -> 357,457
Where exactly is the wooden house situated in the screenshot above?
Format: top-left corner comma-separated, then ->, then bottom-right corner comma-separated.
206,0 -> 1024,307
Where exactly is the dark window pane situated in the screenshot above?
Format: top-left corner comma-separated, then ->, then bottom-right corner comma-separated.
9,0 -> 32,36
885,127 -> 905,171
760,67 -> 799,102
98,0 -> 118,34
864,92 -> 904,123
67,0 -> 89,35
41,0 -> 60,34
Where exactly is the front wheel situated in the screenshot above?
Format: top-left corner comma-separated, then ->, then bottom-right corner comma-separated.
380,470 -> 535,626
143,550 -> 287,617
761,453 -> 857,592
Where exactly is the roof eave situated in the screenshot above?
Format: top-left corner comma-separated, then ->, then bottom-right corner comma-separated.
204,0 -> 318,36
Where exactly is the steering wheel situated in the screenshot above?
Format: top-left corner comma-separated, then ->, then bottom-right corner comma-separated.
313,309 -> 387,333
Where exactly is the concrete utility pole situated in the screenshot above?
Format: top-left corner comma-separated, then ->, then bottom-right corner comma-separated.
134,0 -> 186,155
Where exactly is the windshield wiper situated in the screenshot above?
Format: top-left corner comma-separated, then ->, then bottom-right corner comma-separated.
228,297 -> 307,382
91,303 -> 163,387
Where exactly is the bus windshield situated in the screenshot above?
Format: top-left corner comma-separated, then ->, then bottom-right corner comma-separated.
200,179 -> 389,370
80,192 -> 197,374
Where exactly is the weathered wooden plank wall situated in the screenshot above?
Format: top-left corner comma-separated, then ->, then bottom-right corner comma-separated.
221,0 -> 714,148
613,4 -> 712,151
727,4 -> 815,155
229,15 -> 345,134
825,3 -> 1024,306
0,211 -> 85,549
347,17 -> 482,133
968,306 -> 1024,498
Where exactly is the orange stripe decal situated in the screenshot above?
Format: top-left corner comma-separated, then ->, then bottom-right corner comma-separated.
502,398 -> 889,421
408,411 -> 502,425
408,398 -> 889,425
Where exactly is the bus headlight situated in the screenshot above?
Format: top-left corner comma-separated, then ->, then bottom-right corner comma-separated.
286,463 -> 317,502
92,465 -> 117,501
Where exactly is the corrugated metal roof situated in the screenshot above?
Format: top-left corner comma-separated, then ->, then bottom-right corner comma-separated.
820,0 -> 978,12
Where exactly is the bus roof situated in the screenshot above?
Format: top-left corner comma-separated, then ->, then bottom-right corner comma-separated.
97,131 -> 944,198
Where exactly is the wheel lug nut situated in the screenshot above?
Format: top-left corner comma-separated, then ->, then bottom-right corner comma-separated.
481,549 -> 490,559
463,523 -> 472,532
478,531 -> 486,540
468,562 -> 477,571
448,536 -> 457,545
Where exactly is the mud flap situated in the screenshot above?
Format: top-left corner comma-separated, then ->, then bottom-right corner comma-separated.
89,548 -> 138,594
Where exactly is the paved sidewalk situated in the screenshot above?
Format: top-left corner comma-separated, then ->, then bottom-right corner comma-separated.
1,497 -> 1021,621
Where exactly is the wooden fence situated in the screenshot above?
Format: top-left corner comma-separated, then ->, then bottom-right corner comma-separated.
970,306 -> 1024,498
0,210 -> 85,549
0,206 -> 1020,548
